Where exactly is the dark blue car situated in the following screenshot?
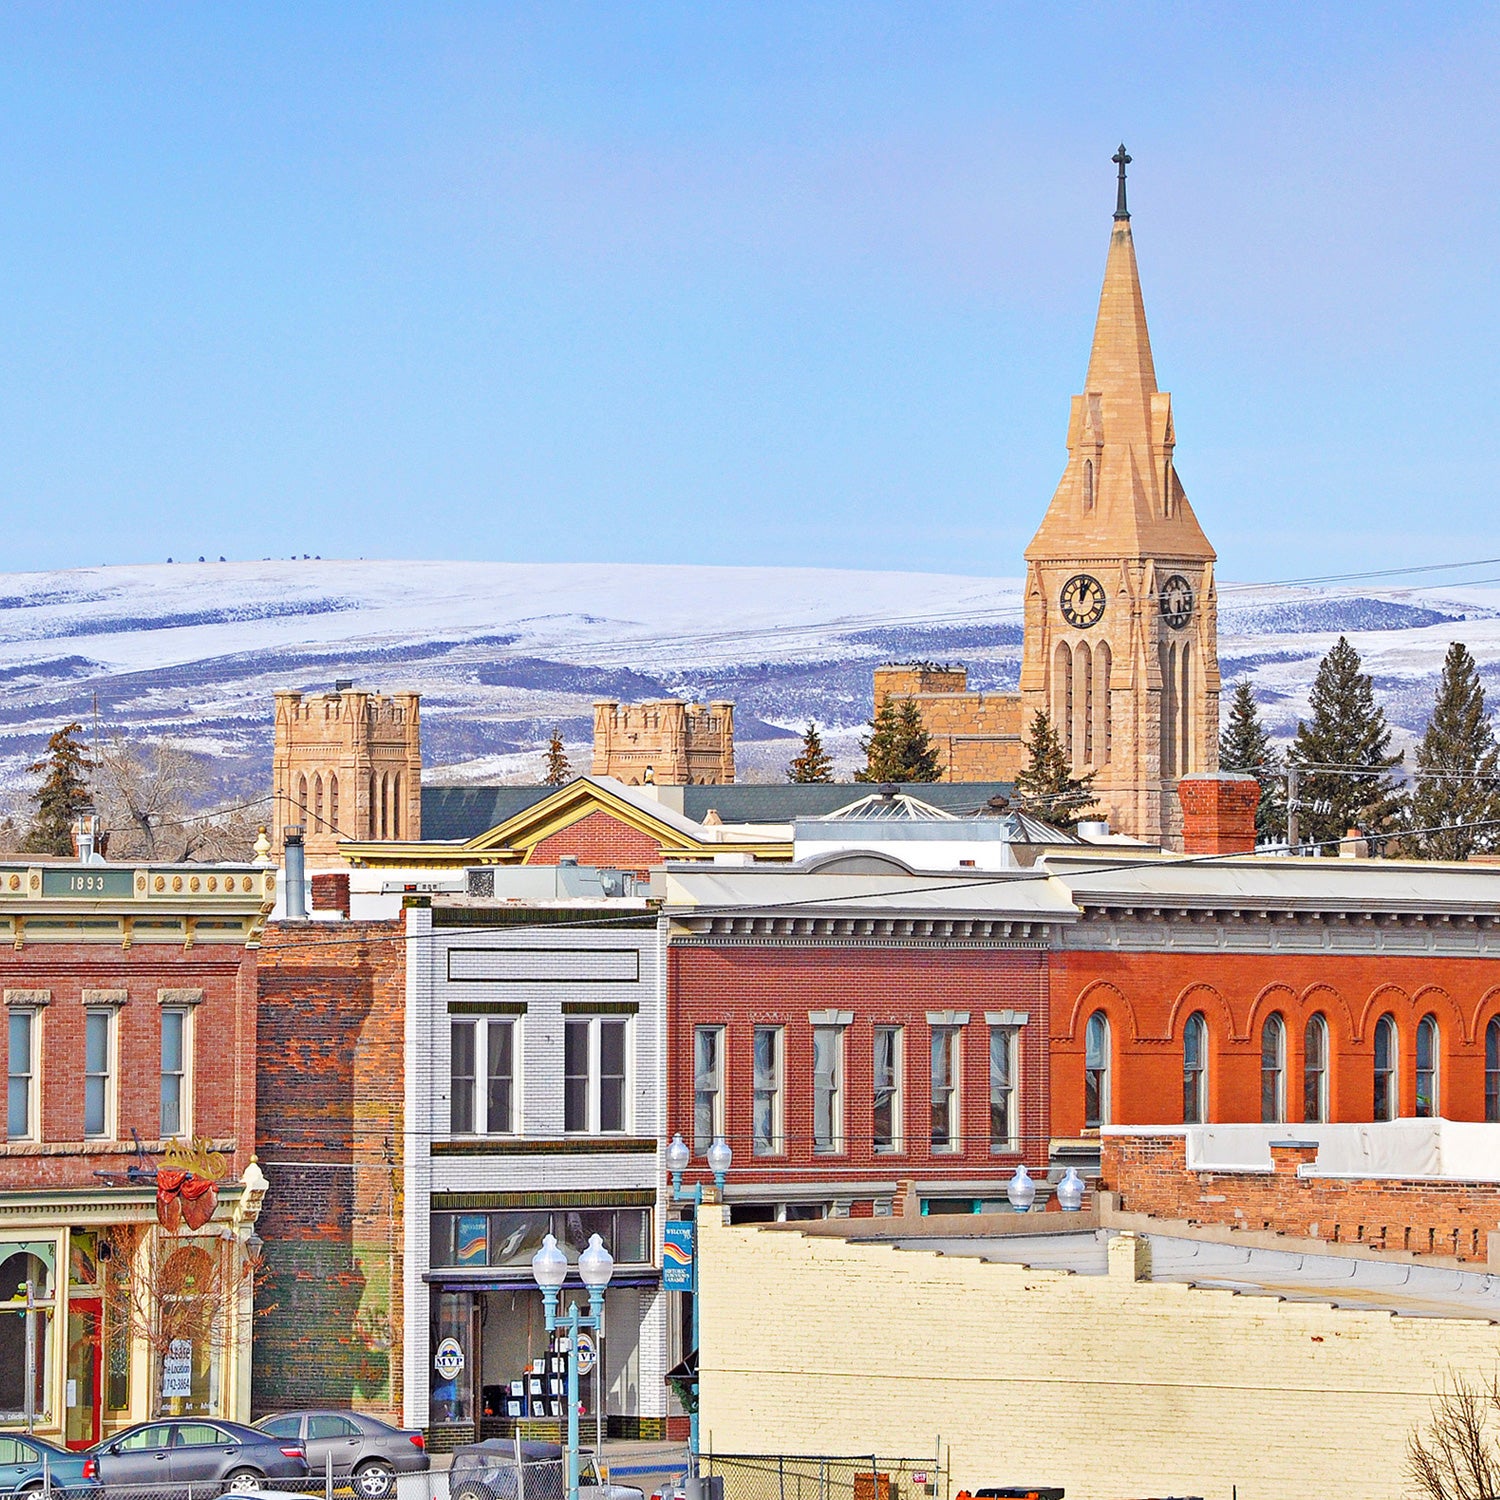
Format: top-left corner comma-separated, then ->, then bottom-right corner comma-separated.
0,1433 -> 103,1498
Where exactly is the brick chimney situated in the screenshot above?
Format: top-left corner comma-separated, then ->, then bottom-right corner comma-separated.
1177,773 -> 1260,855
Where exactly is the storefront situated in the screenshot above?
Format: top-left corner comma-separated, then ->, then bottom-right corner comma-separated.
425,1195 -> 664,1439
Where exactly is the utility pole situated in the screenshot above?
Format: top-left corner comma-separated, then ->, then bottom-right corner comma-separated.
1286,764 -> 1300,855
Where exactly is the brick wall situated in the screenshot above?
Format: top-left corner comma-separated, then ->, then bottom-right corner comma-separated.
870,667 -> 1025,783
254,919 -> 406,1417
669,943 -> 1050,1199
526,811 -> 662,873
1177,774 -> 1259,854
0,943 -> 258,1186
1102,1131 -> 1500,1262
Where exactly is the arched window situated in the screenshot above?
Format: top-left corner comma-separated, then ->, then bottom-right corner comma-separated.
297,774 -> 308,817
379,773 -> 389,840
1084,1011 -> 1111,1130
392,772 -> 402,839
1054,641 -> 1073,763
0,1249 -> 51,1417
368,774 -> 378,838
1260,1014 -> 1285,1123
328,773 -> 339,834
1094,641 -> 1112,766
1303,1014 -> 1329,1123
313,773 -> 324,829
1083,458 -> 1095,511
1182,1012 -> 1208,1124
1178,640 -> 1193,774
1416,1015 -> 1439,1118
1487,1018 -> 1500,1124
1077,641 -> 1093,766
1372,1015 -> 1397,1122
1159,641 -> 1177,779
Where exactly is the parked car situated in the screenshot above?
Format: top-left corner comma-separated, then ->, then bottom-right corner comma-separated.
90,1420 -> 308,1495
450,1441 -> 643,1500
0,1434 -> 103,1498
253,1412 -> 428,1499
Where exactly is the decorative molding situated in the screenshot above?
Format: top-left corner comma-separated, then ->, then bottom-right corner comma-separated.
926,1010 -> 971,1027
447,1001 -> 527,1016
561,1000 -> 640,1015
157,987 -> 204,1006
431,1137 -> 657,1157
808,1009 -> 854,1028
81,988 -> 128,1006
3,988 -> 50,1007
674,914 -> 1061,947
433,1188 -> 657,1210
985,1011 -> 1030,1027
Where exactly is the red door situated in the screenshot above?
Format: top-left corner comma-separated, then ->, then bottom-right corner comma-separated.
64,1297 -> 102,1450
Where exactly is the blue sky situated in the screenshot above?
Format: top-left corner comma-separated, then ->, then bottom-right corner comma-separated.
0,3 -> 1495,580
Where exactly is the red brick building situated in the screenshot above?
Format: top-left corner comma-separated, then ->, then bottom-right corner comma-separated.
0,858 -> 272,1443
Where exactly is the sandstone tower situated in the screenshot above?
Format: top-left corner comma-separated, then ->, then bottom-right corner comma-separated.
871,664 -> 1023,782
273,685 -> 423,864
1020,148 -> 1219,845
591,699 -> 734,785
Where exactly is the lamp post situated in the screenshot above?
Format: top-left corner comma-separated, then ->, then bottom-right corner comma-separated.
532,1231 -> 614,1500
663,1131 -> 731,1469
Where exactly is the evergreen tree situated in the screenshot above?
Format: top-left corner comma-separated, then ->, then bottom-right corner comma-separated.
1218,679 -> 1286,843
1013,710 -> 1097,829
1408,642 -> 1500,860
1290,636 -> 1405,851
543,731 -> 571,786
23,722 -> 94,855
854,696 -> 941,783
787,722 -> 833,783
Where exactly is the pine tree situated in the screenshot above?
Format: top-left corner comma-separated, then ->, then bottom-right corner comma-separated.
1218,679 -> 1286,843
1408,642 -> 1500,860
543,730 -> 571,786
1290,636 -> 1405,851
1013,711 -> 1098,829
787,722 -> 833,783
23,722 -> 95,855
854,696 -> 941,783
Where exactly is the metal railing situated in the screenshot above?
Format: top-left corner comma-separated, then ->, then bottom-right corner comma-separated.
696,1454 -> 946,1500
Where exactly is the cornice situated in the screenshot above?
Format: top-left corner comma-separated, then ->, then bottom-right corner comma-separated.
670,913 -> 1062,948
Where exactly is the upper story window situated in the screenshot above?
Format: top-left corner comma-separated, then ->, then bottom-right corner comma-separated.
1303,1014 -> 1329,1124
160,1008 -> 191,1140
752,1026 -> 783,1156
812,1025 -> 844,1155
451,1017 -> 516,1136
873,1025 -> 903,1154
1416,1015 -> 1440,1119
1084,1012 -> 1110,1130
1487,1017 -> 1500,1124
1260,1014 -> 1285,1123
6,1008 -> 37,1141
989,1025 -> 1018,1153
1373,1015 -> 1397,1122
1182,1012 -> 1208,1125
84,1008 -> 115,1139
931,1025 -> 962,1151
564,1016 -> 630,1134
693,1026 -> 724,1155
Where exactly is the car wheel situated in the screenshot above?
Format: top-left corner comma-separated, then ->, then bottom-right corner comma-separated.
224,1469 -> 264,1495
452,1485 -> 492,1500
352,1463 -> 395,1500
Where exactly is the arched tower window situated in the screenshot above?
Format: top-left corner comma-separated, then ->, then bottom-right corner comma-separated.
328,774 -> 339,834
1179,640 -> 1193,775
1486,1017 -> 1500,1123
392,772 -> 402,840
1053,641 -> 1073,763
1416,1015 -> 1439,1118
297,774 -> 308,817
1075,640 -> 1093,768
1303,1013 -> 1329,1123
1094,641 -> 1112,766
368,774 -> 377,839
1260,1014 -> 1285,1124
313,774 -> 324,830
1083,458 -> 1095,511
1373,1015 -> 1397,1122
1183,1012 -> 1208,1124
1084,1011 -> 1111,1130
1159,640 -> 1177,779
379,774 -> 390,840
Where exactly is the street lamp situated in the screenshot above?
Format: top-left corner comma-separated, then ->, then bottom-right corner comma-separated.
1006,1163 -> 1037,1212
1056,1167 -> 1085,1212
666,1133 -> 732,1469
532,1232 -> 613,1500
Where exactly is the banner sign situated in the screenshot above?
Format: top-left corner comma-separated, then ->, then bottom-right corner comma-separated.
662,1221 -> 695,1291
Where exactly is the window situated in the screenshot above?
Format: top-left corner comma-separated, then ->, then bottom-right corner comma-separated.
1182,1012 -> 1208,1125
1373,1015 -> 1397,1122
257,1416 -> 302,1440
307,1415 -> 359,1439
84,1008 -> 113,1138
1416,1015 -> 1439,1118
693,1026 -> 724,1154
873,1025 -> 903,1153
752,1026 -> 782,1156
7,1008 -> 36,1140
1084,1012 -> 1110,1130
989,1026 -> 1017,1153
1260,1014 -> 1285,1123
1487,1018 -> 1500,1124
161,1008 -> 189,1139
450,1018 -> 515,1135
562,1016 -> 627,1133
931,1026 -> 961,1150
812,1026 -> 844,1154
1303,1014 -> 1329,1123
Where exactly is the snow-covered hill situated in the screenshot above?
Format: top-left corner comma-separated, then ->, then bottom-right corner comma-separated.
0,558 -> 1493,797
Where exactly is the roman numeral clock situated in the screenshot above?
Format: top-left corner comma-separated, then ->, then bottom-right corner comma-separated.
1059,573 -> 1107,629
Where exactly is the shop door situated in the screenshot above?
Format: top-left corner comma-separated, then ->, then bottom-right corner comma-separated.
64,1297 -> 102,1450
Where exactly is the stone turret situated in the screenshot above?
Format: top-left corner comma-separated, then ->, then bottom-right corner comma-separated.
591,699 -> 734,785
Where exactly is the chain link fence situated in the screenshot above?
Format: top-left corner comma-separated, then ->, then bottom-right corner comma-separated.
697,1454 -> 946,1500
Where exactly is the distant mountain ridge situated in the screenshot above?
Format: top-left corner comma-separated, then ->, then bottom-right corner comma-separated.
0,558 -> 1493,801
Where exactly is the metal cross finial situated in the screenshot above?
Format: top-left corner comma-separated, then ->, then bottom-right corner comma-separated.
1112,143 -> 1132,220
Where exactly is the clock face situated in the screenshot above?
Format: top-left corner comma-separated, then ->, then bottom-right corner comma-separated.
1059,573 -> 1107,629
1159,574 -> 1194,630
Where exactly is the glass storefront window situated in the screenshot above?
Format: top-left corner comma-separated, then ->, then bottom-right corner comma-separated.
488,1212 -> 551,1266
556,1210 -> 613,1262
431,1291 -> 472,1425
430,1207 -> 654,1270
0,1247 -> 55,1421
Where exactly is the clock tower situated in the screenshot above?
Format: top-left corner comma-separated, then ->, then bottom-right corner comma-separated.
1020,148 -> 1219,845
